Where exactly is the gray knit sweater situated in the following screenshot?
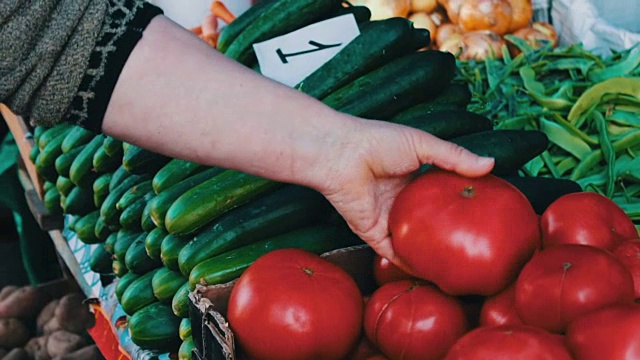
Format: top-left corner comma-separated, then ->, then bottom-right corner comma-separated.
0,0 -> 162,130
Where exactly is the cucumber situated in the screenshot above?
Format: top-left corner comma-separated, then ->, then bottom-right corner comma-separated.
94,216 -> 112,241
38,130 -> 71,173
165,170 -> 281,235
55,176 -> 74,197
391,83 -> 473,122
93,173 -> 112,208
152,268 -> 187,303
74,210 -> 101,244
120,268 -> 161,315
116,180 -> 153,211
178,185 -> 333,276
160,234 -> 190,271
392,109 -> 493,140
112,259 -> 128,277
37,124 -> 73,151
103,136 -> 123,157
33,126 -> 47,145
100,174 -> 151,227
120,191 -> 155,230
129,302 -> 182,352
145,228 -> 168,261
122,144 -> 171,175
60,126 -> 95,153
115,272 -> 140,302
104,232 -> 118,254
188,225 -> 362,289
152,159 -> 206,195
29,144 -> 39,163
67,215 -> 81,232
44,181 -> 56,192
35,152 -> 59,182
55,145 -> 85,178
43,187 -> 62,216
109,165 -> 131,192
125,237 -> 161,275
216,0 -> 279,53
171,282 -> 191,318
178,337 -> 195,360
63,186 -> 95,215
89,244 -> 113,274
114,230 -> 144,263
149,167 -> 225,228
92,145 -> 120,174
141,200 -> 156,232
224,0 -> 342,65
296,17 -> 428,100
501,176 -> 583,215
69,134 -> 106,189
322,50 -> 457,119
323,4 -> 372,23
179,318 -> 191,341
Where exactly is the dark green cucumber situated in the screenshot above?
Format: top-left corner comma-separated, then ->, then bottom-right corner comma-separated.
125,237 -> 161,274
67,215 -> 80,232
160,234 -> 190,271
75,210 -> 101,244
39,130 -> 71,174
224,0 -> 342,65
188,225 -> 362,289
152,268 -> 187,303
149,167 -> 225,228
92,145 -> 120,174
442,130 -> 550,176
152,159 -> 206,195
94,216 -> 112,241
178,337 -> 194,360
103,136 -> 123,157
55,145 -> 85,178
43,187 -> 62,216
296,17 -> 429,100
141,200 -> 156,232
55,176 -> 74,197
179,318 -> 191,341
89,244 -> 113,274
120,268 -> 160,315
392,109 -> 493,140
35,152 -> 59,182
122,144 -> 171,175
145,228 -> 168,261
115,272 -> 140,302
178,185 -> 333,276
29,144 -> 39,163
60,126 -> 95,153
129,302 -> 182,352
120,191 -> 155,230
59,194 -> 66,212
63,186 -> 95,215
100,174 -> 151,227
116,180 -> 153,211
166,170 -> 281,235
93,172 -> 112,208
391,83 -> 473,122
171,282 -> 191,318
37,124 -> 73,151
322,50 -> 456,119
109,165 -> 131,192
323,4 -> 372,23
44,181 -> 56,192
69,134 -> 105,189
216,0 -> 279,53
500,176 -> 583,215
114,230 -> 144,263
33,126 -> 47,145
104,232 -> 118,255
112,259 -> 128,277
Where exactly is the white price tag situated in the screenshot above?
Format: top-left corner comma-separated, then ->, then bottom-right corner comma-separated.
253,14 -> 361,87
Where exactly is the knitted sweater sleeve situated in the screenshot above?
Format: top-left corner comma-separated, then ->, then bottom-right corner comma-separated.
0,0 -> 163,131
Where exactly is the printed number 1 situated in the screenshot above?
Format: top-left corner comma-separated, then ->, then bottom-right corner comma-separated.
276,40 -> 342,64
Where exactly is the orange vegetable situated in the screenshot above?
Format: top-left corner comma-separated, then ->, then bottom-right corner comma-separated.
506,0 -> 533,32
210,1 -> 236,24
437,0 -> 464,24
436,22 -> 462,47
350,0 -> 411,20
458,0 -> 513,35
411,0 -> 439,13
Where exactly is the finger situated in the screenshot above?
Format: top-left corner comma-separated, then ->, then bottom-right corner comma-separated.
413,131 -> 494,177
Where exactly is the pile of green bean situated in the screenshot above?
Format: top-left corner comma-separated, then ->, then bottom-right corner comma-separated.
456,37 -> 640,221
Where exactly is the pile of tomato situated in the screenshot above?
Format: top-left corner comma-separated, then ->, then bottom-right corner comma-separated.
224,169 -> 640,360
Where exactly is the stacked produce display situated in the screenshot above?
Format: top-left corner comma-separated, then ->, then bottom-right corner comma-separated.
13,0 -> 640,358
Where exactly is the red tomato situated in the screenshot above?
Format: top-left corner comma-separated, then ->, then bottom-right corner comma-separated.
445,325 -> 573,360
565,304 -> 640,360
514,244 -> 635,333
372,254 -> 416,286
227,249 -> 363,360
347,336 -> 381,360
389,170 -> 540,296
479,284 -> 523,327
364,280 -> 468,360
612,238 -> 640,298
540,192 -> 638,250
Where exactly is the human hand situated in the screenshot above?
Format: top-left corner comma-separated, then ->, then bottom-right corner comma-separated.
312,118 -> 495,269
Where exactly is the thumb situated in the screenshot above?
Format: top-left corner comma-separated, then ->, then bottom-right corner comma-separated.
414,132 -> 495,177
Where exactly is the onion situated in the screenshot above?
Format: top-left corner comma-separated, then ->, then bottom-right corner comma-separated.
429,6 -> 449,27
349,0 -> 411,20
436,22 -> 462,47
508,22 -> 558,56
506,0 -> 533,32
411,0 -> 438,13
455,30 -> 506,61
532,21 -> 558,46
438,0 -> 464,24
409,12 -> 437,43
439,33 -> 464,55
458,0 -> 513,35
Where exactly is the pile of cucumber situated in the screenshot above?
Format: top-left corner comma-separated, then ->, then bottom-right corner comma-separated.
27,0 -> 557,356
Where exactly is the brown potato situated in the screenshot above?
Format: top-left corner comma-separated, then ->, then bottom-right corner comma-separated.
52,345 -> 104,360
54,294 -> 95,334
3,348 -> 30,360
37,300 -> 59,334
25,336 -> 49,360
45,331 -> 86,359
0,286 -> 50,319
0,318 -> 30,349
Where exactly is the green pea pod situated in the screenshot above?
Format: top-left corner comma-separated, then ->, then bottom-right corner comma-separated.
568,77 -> 640,121
571,130 -> 640,181
539,117 -> 592,160
589,46 -> 640,83
593,111 -> 616,197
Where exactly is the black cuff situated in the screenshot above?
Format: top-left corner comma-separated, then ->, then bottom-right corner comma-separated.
67,1 -> 164,132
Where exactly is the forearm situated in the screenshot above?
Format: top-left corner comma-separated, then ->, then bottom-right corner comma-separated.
103,15 -> 355,189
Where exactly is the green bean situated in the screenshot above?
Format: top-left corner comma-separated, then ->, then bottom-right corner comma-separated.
543,58 -> 596,77
540,151 -> 561,178
539,117 -> 592,160
589,45 -> 640,82
568,77 -> 640,121
555,157 -> 578,176
593,111 -> 616,197
551,113 -> 599,145
615,201 -> 640,221
577,171 -> 607,189
570,130 -> 640,180
520,66 -> 574,110
615,154 -> 640,181
523,155 -> 545,176
607,110 -> 640,128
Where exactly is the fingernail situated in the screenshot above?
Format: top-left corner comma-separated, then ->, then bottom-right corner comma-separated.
477,157 -> 495,166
